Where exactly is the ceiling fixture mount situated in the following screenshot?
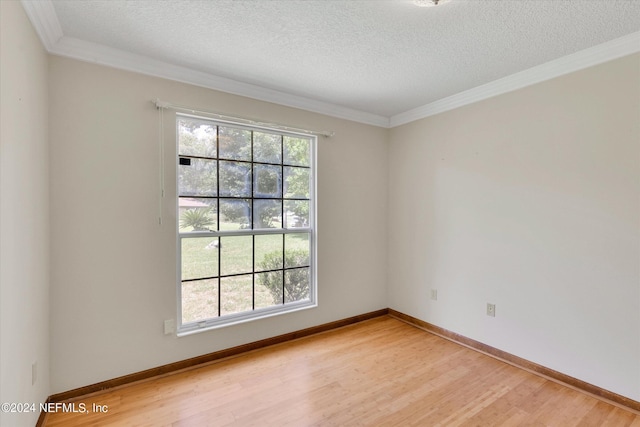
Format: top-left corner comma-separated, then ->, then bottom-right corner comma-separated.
413,0 -> 451,7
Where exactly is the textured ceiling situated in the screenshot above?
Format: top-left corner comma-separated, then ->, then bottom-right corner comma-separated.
45,0 -> 640,120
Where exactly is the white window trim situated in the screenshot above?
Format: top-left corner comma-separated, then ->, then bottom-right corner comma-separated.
175,114 -> 317,336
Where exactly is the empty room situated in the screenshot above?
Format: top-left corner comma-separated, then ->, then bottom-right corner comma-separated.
1,0 -> 639,425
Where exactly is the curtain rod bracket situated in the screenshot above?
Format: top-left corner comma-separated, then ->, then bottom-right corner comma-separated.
154,99 -> 171,109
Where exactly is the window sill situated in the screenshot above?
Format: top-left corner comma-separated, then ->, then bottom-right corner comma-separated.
176,300 -> 317,337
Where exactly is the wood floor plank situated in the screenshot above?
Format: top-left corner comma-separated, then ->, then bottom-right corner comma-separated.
43,316 -> 640,426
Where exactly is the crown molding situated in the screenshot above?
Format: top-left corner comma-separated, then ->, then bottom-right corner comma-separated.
20,0 -> 62,51
389,31 -> 640,127
19,0 -> 639,129
49,36 -> 390,128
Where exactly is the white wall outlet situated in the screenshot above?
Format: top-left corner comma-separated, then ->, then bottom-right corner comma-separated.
487,303 -> 496,317
164,319 -> 175,335
430,289 -> 438,301
32,361 -> 37,386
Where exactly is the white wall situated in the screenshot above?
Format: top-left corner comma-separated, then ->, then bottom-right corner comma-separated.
48,56 -> 389,393
388,54 -> 640,400
0,1 -> 51,425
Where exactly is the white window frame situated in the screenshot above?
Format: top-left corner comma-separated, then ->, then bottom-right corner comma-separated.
176,114 -> 317,336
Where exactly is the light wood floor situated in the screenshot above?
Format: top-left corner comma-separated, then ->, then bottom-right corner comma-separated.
44,316 -> 640,426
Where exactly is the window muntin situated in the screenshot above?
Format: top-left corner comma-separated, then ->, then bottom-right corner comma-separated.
177,115 -> 316,333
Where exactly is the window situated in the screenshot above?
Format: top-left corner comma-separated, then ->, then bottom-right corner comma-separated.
176,115 -> 316,334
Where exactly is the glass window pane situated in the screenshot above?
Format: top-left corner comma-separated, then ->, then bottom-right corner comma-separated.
220,235 -> 253,276
284,200 -> 309,228
221,275 -> 253,316
219,199 -> 250,230
178,119 -> 216,158
255,271 -> 283,308
177,119 -> 314,327
219,161 -> 251,197
179,158 -> 217,197
283,166 -> 309,199
179,199 -> 217,232
253,164 -> 282,198
283,136 -> 310,166
285,268 -> 310,303
181,237 -> 219,280
285,233 -> 310,268
254,200 -> 282,229
253,132 -> 282,164
182,278 -> 218,323
218,126 -> 251,161
255,234 -> 283,272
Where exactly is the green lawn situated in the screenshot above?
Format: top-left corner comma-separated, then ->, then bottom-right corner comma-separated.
181,228 -> 310,323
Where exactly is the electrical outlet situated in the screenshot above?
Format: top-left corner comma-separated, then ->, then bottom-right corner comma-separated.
487,303 -> 496,317
32,362 -> 37,386
430,289 -> 438,301
164,319 -> 175,335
